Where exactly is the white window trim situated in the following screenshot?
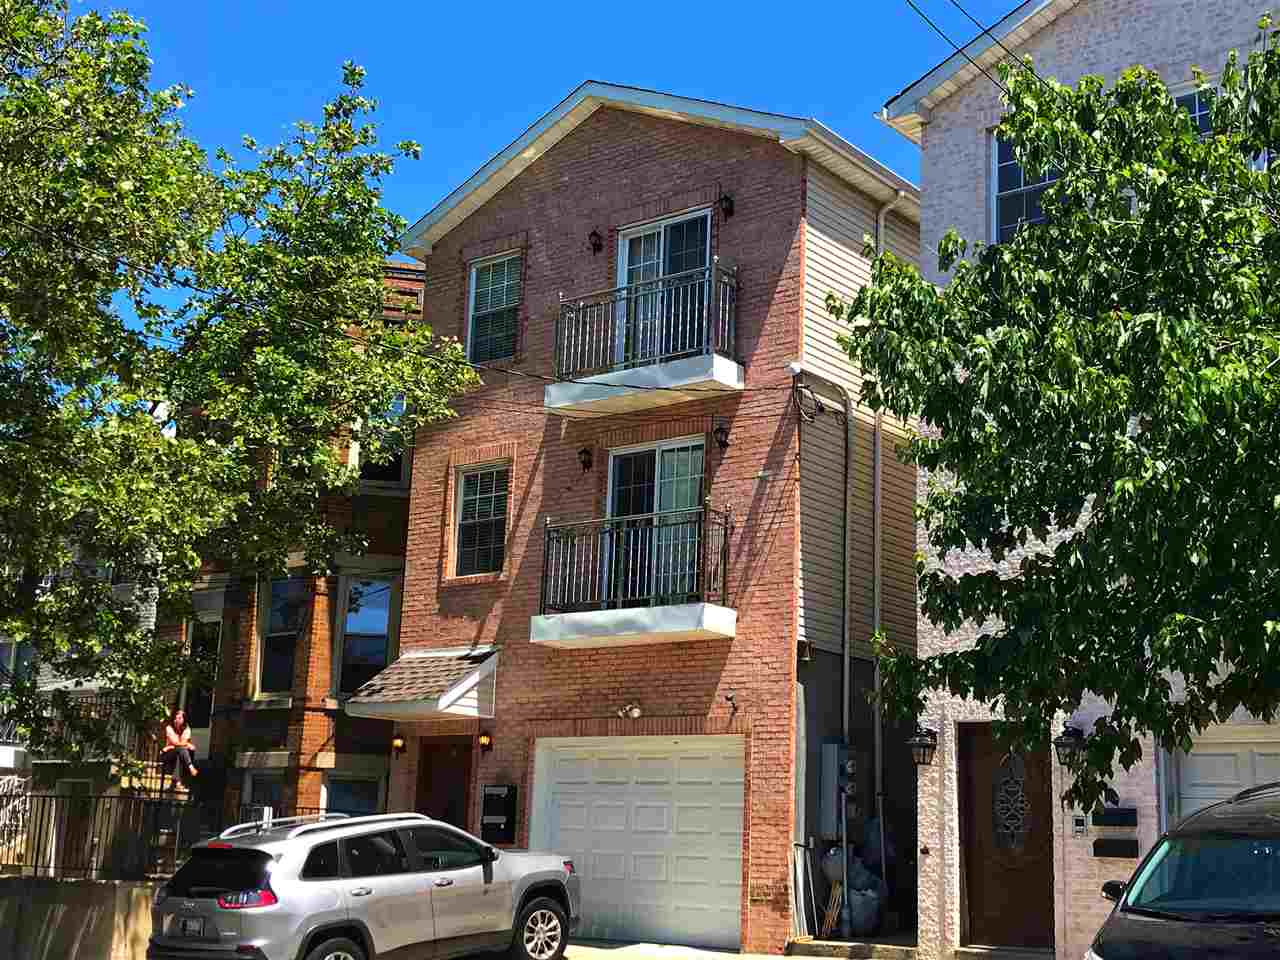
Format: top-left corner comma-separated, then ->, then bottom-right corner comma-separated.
321,772 -> 386,816
989,132 -> 1060,244
255,574 -> 306,701
466,250 -> 522,363
331,573 -> 402,697
615,207 -> 713,288
452,460 -> 512,578
605,434 -> 706,519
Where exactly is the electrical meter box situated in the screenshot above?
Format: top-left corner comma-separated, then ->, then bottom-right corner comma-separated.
819,742 -> 854,839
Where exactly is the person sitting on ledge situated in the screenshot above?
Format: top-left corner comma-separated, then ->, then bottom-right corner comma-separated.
161,706 -> 198,786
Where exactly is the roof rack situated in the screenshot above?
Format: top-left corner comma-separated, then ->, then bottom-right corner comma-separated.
1231,781 -> 1280,803
287,812 -> 432,839
219,812 -> 349,840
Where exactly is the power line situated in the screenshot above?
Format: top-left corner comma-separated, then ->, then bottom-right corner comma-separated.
902,0 -> 1009,96
941,0 -> 1057,95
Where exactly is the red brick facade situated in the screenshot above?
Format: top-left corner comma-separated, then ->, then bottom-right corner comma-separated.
396,108 -> 806,953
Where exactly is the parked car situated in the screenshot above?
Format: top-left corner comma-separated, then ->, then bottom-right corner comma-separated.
146,811 -> 580,960
1086,782 -> 1280,958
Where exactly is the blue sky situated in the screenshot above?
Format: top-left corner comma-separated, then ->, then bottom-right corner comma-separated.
101,0 -> 1016,244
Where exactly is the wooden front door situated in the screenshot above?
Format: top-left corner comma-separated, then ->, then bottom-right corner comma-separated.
416,736 -> 474,829
959,724 -> 1054,949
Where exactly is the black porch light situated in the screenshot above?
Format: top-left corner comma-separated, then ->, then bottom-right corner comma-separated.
588,229 -> 604,255
391,732 -> 407,756
907,727 -> 938,767
712,419 -> 730,452
719,192 -> 735,219
477,731 -> 494,752
1053,724 -> 1087,767
577,446 -> 594,473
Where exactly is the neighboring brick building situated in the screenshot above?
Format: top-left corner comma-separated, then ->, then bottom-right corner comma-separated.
882,2 -> 1270,957
191,260 -> 426,824
329,83 -> 922,953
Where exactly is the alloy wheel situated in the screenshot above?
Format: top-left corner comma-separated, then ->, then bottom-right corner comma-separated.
523,908 -> 563,960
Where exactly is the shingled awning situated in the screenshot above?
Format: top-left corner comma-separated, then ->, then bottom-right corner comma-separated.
343,646 -> 497,721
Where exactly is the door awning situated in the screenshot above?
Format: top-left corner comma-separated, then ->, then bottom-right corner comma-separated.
343,647 -> 497,721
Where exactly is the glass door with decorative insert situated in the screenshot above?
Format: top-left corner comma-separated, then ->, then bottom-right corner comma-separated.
616,212 -> 710,367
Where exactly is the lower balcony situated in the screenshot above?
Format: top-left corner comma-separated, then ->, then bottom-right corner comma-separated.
531,506 -> 736,649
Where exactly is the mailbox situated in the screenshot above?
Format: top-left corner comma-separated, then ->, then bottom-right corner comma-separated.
480,784 -> 518,845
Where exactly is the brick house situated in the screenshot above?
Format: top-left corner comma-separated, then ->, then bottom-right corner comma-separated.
322,82 -> 922,953
881,2 -> 1273,957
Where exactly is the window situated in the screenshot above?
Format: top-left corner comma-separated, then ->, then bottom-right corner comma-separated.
260,578 -> 307,695
617,211 -> 712,364
326,776 -> 382,816
338,579 -> 394,694
1176,90 -> 1213,137
359,395 -> 411,488
184,620 -> 221,728
344,830 -> 412,877
407,826 -> 487,871
455,465 -> 509,576
301,841 -> 340,881
994,136 -> 1058,243
170,848 -> 273,897
0,638 -> 33,679
247,772 -> 285,811
1125,834 -> 1280,916
467,254 -> 521,363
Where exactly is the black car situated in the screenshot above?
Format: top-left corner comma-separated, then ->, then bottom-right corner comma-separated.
1088,781 -> 1280,958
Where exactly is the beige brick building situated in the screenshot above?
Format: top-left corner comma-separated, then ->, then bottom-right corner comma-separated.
882,2 -> 1275,958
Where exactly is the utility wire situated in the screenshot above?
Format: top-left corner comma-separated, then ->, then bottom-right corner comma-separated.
902,0 -> 1009,96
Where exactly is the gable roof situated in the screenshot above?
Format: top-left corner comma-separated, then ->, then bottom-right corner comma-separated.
401,81 -> 919,258
882,0 -> 1084,143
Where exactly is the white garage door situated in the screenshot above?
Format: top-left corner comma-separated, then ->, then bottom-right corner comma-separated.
1177,724 -> 1280,818
531,735 -> 745,949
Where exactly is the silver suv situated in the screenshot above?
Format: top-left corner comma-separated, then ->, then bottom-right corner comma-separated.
146,812 -> 581,960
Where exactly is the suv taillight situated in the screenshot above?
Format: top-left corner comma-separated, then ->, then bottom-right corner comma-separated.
217,887 -> 278,909
563,859 -> 576,875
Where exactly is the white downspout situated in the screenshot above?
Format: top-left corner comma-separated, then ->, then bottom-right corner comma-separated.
872,189 -> 906,900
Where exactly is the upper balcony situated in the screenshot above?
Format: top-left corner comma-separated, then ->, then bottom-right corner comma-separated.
530,504 -> 736,649
545,260 -> 743,414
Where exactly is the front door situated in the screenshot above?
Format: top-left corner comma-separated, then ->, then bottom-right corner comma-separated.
959,724 -> 1054,949
417,737 -> 474,828
617,212 -> 710,366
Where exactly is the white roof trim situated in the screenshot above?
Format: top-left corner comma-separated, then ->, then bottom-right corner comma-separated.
436,654 -> 498,713
401,644 -> 495,660
881,0 -> 1081,143
401,81 -> 918,257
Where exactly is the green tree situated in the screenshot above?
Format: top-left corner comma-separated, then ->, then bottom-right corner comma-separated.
831,19 -> 1280,810
0,0 -> 473,767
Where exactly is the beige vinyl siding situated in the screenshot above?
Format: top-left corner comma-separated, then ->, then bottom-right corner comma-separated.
798,394 -> 848,656
803,164 -> 920,657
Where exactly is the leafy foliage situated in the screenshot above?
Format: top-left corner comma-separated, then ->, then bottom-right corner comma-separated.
831,19 -> 1280,809
0,0 -> 474,764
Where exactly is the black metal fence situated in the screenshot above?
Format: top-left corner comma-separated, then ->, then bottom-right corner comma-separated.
541,505 -> 732,614
0,792 -> 223,880
554,260 -> 738,380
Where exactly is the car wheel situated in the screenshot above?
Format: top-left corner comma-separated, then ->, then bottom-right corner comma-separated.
305,936 -> 365,960
513,896 -> 568,960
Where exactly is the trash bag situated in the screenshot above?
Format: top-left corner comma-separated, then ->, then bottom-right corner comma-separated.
846,887 -> 881,935
847,855 -> 876,891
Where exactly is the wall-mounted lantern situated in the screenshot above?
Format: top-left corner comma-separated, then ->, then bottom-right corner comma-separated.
719,192 -> 735,219
391,732 -> 407,756
908,728 -> 938,767
478,731 -> 494,752
1053,724 -> 1087,768
712,419 -> 730,452
588,229 -> 604,255
577,446 -> 593,473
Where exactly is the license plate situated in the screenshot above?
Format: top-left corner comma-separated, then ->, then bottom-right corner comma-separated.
180,917 -> 204,937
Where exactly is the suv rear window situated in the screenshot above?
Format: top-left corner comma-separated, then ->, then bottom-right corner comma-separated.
169,847 -> 273,898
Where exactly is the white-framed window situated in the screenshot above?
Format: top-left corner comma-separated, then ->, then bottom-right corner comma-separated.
616,209 -> 712,364
454,463 -> 510,577
992,135 -> 1059,244
334,575 -> 400,695
1175,88 -> 1214,137
323,774 -> 384,816
467,253 -> 522,363
258,577 -> 308,696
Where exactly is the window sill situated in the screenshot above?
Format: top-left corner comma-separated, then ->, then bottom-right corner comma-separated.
441,572 -> 507,588
246,696 -> 293,711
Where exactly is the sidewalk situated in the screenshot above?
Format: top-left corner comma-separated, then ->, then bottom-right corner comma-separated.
567,940 -> 778,960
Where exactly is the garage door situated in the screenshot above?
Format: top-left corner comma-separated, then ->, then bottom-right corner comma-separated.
1177,724 -> 1280,818
532,735 -> 744,949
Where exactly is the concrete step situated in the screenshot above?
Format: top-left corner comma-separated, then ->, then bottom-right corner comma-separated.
787,940 -> 916,960
954,949 -> 1053,960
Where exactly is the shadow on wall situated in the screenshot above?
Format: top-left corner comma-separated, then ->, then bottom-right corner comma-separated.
0,876 -> 157,960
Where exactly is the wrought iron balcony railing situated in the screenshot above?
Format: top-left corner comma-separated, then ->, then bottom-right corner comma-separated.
540,505 -> 731,615
555,260 -> 737,381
